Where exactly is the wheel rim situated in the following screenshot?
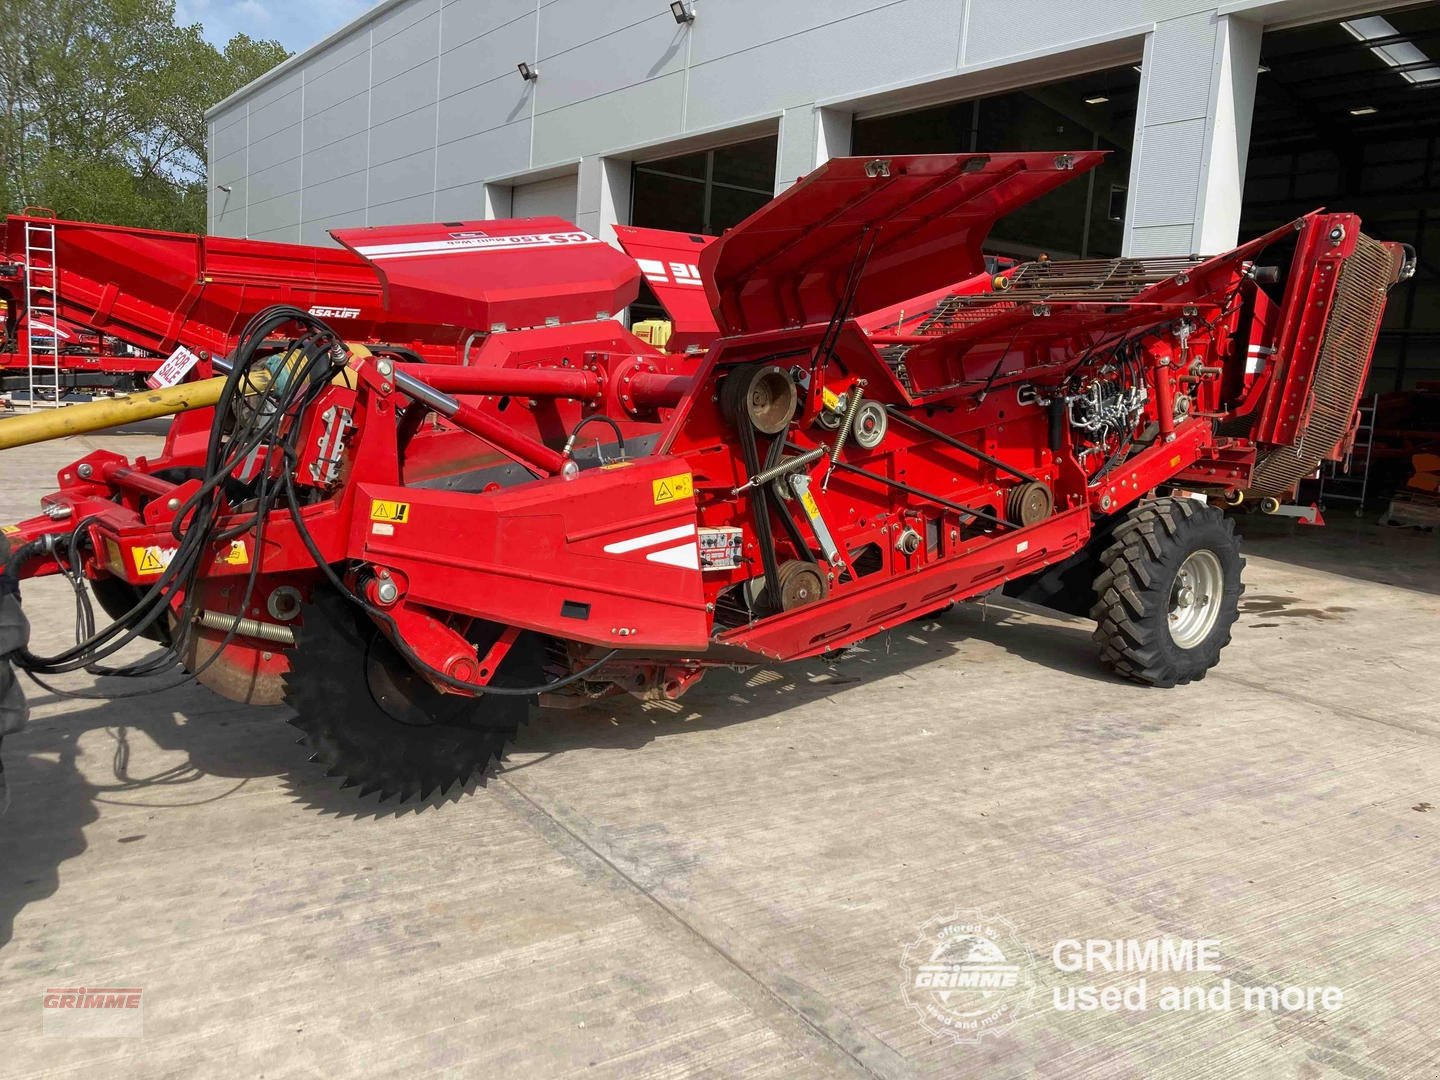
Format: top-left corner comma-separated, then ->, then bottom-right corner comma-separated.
1168,549 -> 1223,649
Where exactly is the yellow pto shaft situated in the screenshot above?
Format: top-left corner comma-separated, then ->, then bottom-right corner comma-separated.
0,378 -> 230,451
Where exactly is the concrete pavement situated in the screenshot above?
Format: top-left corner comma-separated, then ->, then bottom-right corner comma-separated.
1,425 -> 1437,1078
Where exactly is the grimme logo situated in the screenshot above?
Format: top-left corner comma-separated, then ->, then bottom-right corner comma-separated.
42,986 -> 144,1037
901,911 -> 1035,1042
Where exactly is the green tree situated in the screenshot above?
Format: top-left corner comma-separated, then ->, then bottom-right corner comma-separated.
0,0 -> 286,232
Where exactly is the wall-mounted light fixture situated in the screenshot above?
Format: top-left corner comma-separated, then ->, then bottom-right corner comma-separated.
670,2 -> 695,25
517,62 -> 538,82
216,184 -> 233,193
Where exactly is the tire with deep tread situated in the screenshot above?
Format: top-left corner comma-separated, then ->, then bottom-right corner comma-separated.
1089,498 -> 1244,688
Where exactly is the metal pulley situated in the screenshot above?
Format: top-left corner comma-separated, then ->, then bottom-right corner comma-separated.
1006,481 -> 1054,526
721,363 -> 797,435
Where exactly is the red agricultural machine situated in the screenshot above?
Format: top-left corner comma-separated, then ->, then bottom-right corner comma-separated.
0,152 -> 1411,803
0,210 -> 679,399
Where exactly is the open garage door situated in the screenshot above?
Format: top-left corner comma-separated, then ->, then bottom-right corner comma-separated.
850,64 -> 1139,261
1246,7 -> 1438,395
1245,6 -> 1439,510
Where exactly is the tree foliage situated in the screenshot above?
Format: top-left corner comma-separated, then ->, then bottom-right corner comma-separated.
0,0 -> 287,232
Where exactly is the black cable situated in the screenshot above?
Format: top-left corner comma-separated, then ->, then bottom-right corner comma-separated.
566,414 -> 627,460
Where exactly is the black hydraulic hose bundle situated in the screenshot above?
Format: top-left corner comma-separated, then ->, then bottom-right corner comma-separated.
5,305 -> 352,696
4,303 -> 619,709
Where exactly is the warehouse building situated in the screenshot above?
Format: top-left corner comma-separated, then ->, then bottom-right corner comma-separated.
205,0 -> 1437,389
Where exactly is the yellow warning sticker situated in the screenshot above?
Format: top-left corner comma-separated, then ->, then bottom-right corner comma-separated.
800,490 -> 821,519
370,499 -> 410,523
131,545 -> 176,576
104,538 -> 125,577
217,540 -> 249,566
652,472 -> 694,505
0,523 -> 18,535
1169,454 -> 1183,467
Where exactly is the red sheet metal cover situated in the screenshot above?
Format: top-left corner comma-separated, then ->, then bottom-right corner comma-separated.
612,225 -> 718,348
3,215 -> 384,356
700,152 -> 1104,335
332,218 -> 640,331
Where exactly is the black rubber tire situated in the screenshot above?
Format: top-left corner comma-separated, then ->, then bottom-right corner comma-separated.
1089,498 -> 1244,688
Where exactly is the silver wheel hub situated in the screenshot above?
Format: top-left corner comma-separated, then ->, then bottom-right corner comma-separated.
1168,550 -> 1223,649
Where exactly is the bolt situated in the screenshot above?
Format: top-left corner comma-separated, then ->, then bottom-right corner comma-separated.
376,358 -> 394,377
374,577 -> 399,605
166,497 -> 181,510
77,463 -> 94,479
1100,495 -> 1113,511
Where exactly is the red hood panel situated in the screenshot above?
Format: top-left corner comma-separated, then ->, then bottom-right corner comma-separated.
700,152 -> 1105,336
612,225 -> 718,350
332,217 -> 640,331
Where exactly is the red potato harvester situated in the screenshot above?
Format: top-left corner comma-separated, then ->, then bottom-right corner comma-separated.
0,152 -> 1412,804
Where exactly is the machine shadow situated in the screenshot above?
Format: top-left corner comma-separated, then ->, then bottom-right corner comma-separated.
506,599 -> 1114,761
1,600 -> 1109,940
286,599 -> 1114,816
0,684 -> 295,950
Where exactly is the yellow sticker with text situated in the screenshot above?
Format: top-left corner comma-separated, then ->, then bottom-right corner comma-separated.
1,524 -> 18,536
370,499 -> 410,523
652,472 -> 693,505
800,490 -> 821,519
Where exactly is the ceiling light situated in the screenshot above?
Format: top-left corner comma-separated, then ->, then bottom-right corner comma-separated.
1083,95 -> 1109,105
670,1 -> 695,23
1341,16 -> 1440,86
1349,105 -> 1378,115
517,61 -> 537,82
1256,64 -> 1270,73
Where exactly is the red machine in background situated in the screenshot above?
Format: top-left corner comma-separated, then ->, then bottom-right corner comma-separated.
0,212 -> 681,397
0,153 -> 1410,806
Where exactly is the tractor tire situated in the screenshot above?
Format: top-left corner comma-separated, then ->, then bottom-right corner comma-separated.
1090,498 -> 1243,688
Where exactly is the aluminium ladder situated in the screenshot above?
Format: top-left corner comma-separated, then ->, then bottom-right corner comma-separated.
23,218 -> 62,408
1317,393 -> 1379,515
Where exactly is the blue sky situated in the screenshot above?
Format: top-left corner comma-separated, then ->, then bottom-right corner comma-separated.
176,0 -> 375,53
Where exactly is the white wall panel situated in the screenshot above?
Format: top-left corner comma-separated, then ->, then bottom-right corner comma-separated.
304,53 -> 369,117
305,133 -> 368,187
532,73 -> 685,166
208,0 -> 1343,242
442,0 -> 535,51
368,148 -> 436,204
370,103 -> 438,167
304,95 -> 370,153
436,121 -> 531,190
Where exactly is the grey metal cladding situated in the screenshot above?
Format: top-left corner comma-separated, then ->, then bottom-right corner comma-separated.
371,59 -> 439,126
